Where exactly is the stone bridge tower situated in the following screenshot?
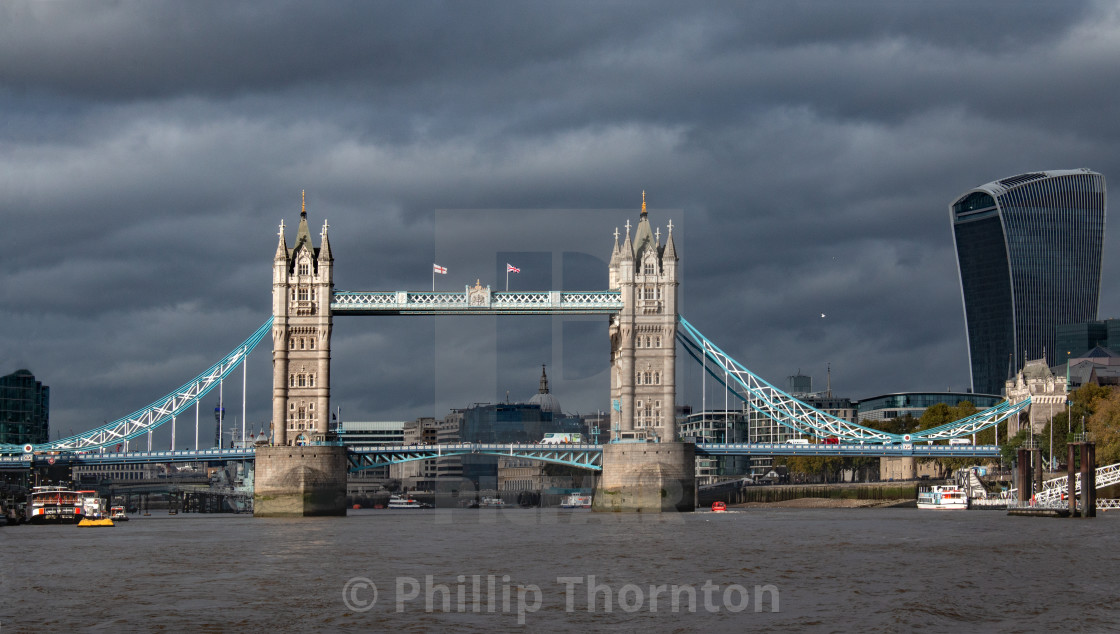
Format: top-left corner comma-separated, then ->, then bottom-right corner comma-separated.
271,192 -> 334,446
608,193 -> 678,442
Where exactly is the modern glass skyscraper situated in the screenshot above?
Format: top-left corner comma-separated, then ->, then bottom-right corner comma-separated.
950,169 -> 1106,396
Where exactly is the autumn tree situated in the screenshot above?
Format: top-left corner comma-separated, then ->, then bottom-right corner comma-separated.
1087,388 -> 1120,466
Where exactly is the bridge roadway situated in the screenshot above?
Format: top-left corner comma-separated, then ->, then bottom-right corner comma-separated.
0,442 -> 999,471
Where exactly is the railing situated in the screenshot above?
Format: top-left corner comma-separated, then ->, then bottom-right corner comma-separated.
331,290 -> 623,314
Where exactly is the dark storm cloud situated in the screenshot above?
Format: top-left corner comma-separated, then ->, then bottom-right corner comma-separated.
3,1 -> 1120,441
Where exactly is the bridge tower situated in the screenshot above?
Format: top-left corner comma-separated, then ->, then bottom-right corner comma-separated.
256,193 -> 346,517
608,192 -> 678,442
271,192 -> 334,446
595,194 -> 693,512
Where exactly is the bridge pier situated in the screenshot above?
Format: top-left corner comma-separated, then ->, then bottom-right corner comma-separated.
253,446 -> 348,517
592,442 -> 695,513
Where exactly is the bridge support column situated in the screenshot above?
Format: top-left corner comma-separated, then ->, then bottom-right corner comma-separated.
253,446 -> 348,517
1016,448 -> 1032,503
1068,444 -> 1077,517
1081,443 -> 1096,518
592,442 -> 695,513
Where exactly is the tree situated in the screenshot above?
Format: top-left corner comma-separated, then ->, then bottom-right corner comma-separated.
1087,388 -> 1120,466
1071,383 -> 1112,435
917,401 -> 980,476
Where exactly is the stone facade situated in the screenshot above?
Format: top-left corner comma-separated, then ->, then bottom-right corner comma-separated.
1004,358 -> 1067,435
272,193 -> 334,446
253,445 -> 348,516
592,442 -> 695,512
608,194 -> 678,442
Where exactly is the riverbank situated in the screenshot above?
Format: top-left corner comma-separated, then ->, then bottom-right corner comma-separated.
701,481 -> 919,506
731,497 -> 916,509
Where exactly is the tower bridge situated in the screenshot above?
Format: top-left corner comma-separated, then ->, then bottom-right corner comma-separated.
3,193 -> 1034,515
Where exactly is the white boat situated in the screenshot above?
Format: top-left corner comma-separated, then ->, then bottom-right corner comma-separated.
27,486 -> 82,524
917,484 -> 969,510
387,494 -> 430,509
559,494 -> 592,509
478,496 -> 507,508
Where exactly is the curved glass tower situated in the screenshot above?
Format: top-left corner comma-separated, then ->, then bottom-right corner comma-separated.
950,169 -> 1106,395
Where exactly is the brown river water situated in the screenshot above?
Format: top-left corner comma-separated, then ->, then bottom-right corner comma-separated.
2,507 -> 1117,632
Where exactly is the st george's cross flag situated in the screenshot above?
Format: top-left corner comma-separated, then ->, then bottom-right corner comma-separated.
433,264 -> 447,274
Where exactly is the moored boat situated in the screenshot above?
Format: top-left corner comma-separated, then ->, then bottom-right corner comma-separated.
77,490 -> 105,519
109,506 -> 129,521
711,501 -> 728,512
560,494 -> 592,509
917,484 -> 969,510
478,496 -> 507,508
387,494 -> 431,509
27,486 -> 82,524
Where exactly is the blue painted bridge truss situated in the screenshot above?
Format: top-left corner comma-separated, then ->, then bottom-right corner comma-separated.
346,443 -> 605,471
2,303 -> 1028,458
0,442 -> 999,472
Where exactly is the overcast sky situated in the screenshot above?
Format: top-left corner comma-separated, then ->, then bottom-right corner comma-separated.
4,1 -> 1120,444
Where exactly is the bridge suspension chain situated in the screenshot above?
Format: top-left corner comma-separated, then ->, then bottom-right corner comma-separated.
1,318 -> 275,454
676,316 -> 1029,443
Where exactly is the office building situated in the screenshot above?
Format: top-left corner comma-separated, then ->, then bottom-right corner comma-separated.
950,169 -> 1106,395
0,369 -> 49,446
857,392 -> 1003,424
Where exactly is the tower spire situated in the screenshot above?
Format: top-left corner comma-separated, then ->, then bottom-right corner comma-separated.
641,190 -> 647,217
301,189 -> 307,218
539,364 -> 550,394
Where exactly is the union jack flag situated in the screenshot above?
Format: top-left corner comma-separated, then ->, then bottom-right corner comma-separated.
506,263 -> 520,273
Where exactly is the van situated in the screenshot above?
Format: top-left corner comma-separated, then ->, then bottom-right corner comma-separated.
786,439 -> 810,445
948,438 -> 971,446
540,433 -> 583,445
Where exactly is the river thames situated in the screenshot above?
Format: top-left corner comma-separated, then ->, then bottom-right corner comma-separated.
2,507 -> 1117,632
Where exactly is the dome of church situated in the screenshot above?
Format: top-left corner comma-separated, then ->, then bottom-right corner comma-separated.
529,392 -> 562,415
528,365 -> 562,415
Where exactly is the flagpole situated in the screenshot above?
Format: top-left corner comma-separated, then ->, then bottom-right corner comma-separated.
433,266 -> 435,292
506,267 -> 509,292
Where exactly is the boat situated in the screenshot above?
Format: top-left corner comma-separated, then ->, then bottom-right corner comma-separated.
77,517 -> 115,527
711,501 -> 728,512
387,494 -> 431,509
109,506 -> 129,521
27,486 -> 82,524
77,490 -> 105,519
560,494 -> 593,509
917,484 -> 969,510
478,496 -> 507,508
